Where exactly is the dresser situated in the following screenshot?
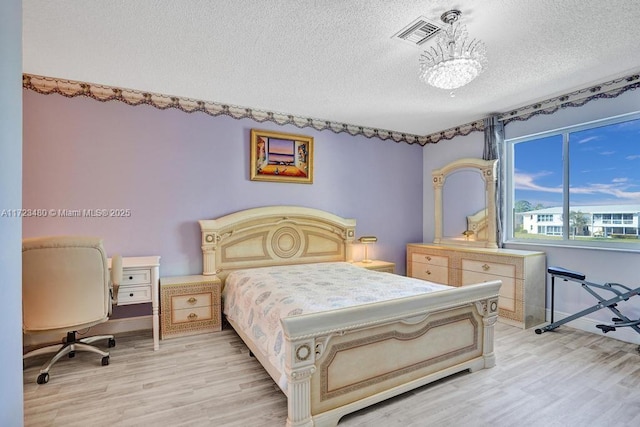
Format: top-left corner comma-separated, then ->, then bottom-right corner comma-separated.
160,275 -> 222,339
109,256 -> 161,350
407,244 -> 546,329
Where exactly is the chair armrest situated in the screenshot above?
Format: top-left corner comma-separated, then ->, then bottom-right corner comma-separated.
110,254 -> 123,307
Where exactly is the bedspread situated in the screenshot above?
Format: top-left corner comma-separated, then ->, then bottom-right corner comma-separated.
223,262 -> 451,389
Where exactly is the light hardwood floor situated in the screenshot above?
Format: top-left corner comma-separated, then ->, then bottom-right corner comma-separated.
24,321 -> 640,427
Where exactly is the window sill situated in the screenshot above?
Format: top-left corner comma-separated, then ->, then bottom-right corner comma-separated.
503,239 -> 640,254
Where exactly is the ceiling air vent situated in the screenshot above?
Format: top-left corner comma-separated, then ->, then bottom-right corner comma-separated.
393,16 -> 442,47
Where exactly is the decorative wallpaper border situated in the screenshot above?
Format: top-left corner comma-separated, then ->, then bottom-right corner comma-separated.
22,74 -> 439,146
22,71 -> 640,146
498,72 -> 640,125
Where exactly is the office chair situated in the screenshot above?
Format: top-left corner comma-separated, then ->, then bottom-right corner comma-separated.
22,236 -> 122,384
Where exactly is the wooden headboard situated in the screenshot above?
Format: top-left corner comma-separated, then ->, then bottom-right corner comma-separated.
199,206 -> 356,283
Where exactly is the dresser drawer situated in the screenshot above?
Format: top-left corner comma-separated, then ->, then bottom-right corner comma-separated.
117,284 -> 152,305
411,263 -> 449,284
411,253 -> 448,268
461,259 -> 515,279
461,270 -> 516,305
121,268 -> 152,285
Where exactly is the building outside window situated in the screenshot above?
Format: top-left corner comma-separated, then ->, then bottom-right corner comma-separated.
506,112 -> 640,249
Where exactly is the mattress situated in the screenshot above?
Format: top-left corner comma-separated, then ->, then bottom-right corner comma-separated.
223,261 -> 451,389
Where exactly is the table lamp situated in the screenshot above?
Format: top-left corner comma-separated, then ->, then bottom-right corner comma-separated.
358,236 -> 377,263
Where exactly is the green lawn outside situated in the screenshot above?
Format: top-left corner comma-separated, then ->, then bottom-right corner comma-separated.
513,232 -> 640,244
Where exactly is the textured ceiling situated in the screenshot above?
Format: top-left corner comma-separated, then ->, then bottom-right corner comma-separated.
22,0 -> 640,137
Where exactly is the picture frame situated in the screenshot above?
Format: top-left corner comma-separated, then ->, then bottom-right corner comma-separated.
250,129 -> 314,184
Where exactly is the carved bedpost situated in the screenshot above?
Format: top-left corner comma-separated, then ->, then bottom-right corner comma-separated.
432,174 -> 444,244
345,227 -> 355,263
199,220 -> 219,275
201,242 -> 217,275
475,296 -> 499,368
284,338 -> 316,427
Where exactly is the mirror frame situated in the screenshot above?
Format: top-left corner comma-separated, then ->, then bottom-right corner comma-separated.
432,158 -> 498,248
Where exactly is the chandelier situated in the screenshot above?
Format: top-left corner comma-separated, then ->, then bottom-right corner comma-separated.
419,10 -> 487,90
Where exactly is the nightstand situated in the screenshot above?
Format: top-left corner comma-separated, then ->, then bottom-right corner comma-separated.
353,260 -> 396,274
160,275 -> 222,339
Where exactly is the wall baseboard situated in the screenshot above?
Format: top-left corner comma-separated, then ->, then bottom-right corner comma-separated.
543,309 -> 640,345
24,311 -> 640,349
23,316 -> 152,349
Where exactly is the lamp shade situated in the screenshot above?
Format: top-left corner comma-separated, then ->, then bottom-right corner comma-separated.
358,236 -> 378,244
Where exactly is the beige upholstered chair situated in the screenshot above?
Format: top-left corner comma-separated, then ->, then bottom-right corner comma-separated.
22,236 -> 122,384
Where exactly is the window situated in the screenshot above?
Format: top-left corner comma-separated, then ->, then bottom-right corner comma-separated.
506,112 -> 640,249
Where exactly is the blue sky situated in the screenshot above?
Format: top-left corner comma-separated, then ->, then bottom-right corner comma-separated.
514,116 -> 640,207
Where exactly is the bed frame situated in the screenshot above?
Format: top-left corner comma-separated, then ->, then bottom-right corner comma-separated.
199,206 -> 501,427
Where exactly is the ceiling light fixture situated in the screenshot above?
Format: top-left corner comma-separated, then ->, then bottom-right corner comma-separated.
419,10 -> 487,91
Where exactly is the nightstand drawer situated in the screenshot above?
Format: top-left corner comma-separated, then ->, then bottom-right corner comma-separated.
171,292 -> 212,310
117,284 -> 152,305
121,268 -> 152,285
172,305 -> 214,324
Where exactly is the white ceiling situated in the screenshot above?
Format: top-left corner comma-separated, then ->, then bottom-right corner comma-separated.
22,0 -> 640,138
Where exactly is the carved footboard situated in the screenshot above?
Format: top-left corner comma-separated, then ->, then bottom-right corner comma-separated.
281,280 -> 501,427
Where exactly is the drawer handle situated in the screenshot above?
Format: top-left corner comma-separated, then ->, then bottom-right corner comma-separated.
129,293 -> 134,297
187,297 -> 197,304
188,313 -> 198,320
482,264 -> 490,271
426,270 -> 431,275
128,276 -> 133,280
425,256 -> 431,261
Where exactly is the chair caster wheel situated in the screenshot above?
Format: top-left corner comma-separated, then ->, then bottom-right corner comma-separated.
68,351 -> 75,358
101,356 -> 109,366
37,373 -> 49,384
108,338 -> 116,348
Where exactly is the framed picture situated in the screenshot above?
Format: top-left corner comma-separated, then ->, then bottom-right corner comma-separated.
250,129 -> 314,184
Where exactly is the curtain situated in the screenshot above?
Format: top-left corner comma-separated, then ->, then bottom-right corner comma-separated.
483,116 -> 504,246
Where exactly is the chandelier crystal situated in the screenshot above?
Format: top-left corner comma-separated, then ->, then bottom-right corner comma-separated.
419,10 -> 487,90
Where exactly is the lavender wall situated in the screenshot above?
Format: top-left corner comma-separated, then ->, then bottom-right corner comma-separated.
23,90 -> 424,282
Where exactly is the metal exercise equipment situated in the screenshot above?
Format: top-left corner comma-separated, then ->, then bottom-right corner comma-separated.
535,266 -> 640,347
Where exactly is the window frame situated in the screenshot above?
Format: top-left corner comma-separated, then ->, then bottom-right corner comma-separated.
504,110 -> 640,251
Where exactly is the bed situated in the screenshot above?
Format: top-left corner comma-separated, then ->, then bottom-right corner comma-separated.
199,206 -> 501,427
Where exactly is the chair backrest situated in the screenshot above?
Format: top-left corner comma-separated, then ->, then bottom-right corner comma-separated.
22,236 -> 110,334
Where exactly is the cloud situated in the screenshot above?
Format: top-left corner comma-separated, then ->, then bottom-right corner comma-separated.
515,171 -> 640,201
514,171 -> 562,193
577,136 -> 598,144
626,154 -> 640,160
